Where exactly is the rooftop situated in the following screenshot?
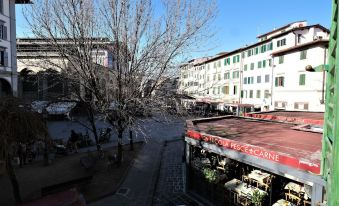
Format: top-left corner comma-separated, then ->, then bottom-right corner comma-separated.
245,111 -> 324,125
186,116 -> 322,174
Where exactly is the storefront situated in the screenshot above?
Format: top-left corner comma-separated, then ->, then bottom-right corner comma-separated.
184,114 -> 325,206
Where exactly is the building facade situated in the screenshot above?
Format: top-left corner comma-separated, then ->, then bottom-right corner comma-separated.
178,21 -> 329,112
0,0 -> 30,97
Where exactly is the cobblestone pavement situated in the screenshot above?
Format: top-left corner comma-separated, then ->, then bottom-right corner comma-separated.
153,139 -> 202,206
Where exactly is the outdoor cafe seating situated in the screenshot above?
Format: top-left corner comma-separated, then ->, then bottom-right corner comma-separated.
242,169 -> 273,192
224,178 -> 267,206
284,182 -> 311,205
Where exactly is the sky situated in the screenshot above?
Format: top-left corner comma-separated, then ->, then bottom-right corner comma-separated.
15,0 -> 332,59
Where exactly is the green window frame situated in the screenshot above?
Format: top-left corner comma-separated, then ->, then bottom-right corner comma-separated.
233,56 -> 236,63
255,47 -> 259,55
279,56 -> 284,64
227,58 -> 230,65
261,45 -> 266,53
262,60 -> 266,68
300,50 -> 307,60
299,74 -> 306,85
224,58 -> 227,66
250,63 -> 254,70
268,42 -> 273,50
275,76 -> 284,87
224,72 -> 230,79
236,55 -> 240,62
256,90 -> 261,98
249,90 -> 253,98
241,90 -> 244,98
258,61 -> 262,68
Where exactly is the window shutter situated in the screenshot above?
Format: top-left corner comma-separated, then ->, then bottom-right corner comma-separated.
4,51 -> 8,66
282,77 -> 284,87
304,103 -> 309,110
263,60 -> 266,68
3,26 -> 6,40
224,59 -> 227,65
275,77 -> 278,87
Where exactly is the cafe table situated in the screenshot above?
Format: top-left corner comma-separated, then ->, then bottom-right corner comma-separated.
224,178 -> 267,199
284,182 -> 311,200
272,199 -> 296,206
248,169 -> 271,183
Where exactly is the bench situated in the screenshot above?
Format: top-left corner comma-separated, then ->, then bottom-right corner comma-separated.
41,175 -> 93,196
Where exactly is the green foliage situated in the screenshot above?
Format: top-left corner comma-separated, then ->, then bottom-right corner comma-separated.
251,189 -> 266,206
203,168 -> 217,183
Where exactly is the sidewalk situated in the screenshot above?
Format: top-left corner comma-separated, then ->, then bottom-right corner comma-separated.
88,140 -> 165,206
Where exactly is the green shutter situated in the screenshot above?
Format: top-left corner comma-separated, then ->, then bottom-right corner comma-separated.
263,60 -> 266,68
237,55 -> 240,62
299,74 -> 306,85
275,77 -> 278,87
224,59 -> 227,65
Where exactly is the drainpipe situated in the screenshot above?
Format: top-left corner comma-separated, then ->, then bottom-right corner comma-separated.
271,57 -> 274,107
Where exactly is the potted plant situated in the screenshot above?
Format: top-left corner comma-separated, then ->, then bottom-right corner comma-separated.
251,189 -> 266,206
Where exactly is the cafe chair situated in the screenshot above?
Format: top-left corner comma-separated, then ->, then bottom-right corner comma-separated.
304,200 -> 311,206
242,175 -> 251,184
257,182 -> 270,192
237,195 -> 250,206
285,193 -> 301,205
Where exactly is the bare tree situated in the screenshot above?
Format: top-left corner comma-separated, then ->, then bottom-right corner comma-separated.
0,97 -> 47,204
23,0 -> 114,152
100,0 -> 216,163
23,0 -> 216,163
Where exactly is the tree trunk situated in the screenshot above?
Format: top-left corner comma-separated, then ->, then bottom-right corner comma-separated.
87,106 -> 101,152
6,156 -> 22,204
117,129 -> 124,166
129,130 -> 134,151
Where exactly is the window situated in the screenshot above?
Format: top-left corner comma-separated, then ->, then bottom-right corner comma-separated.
264,90 -> 270,98
244,77 -> 247,84
268,42 -> 273,50
218,73 -> 221,80
256,90 -> 261,98
268,59 -> 272,66
250,63 -> 254,70
213,74 -> 216,81
225,85 -> 229,95
261,45 -> 266,53
244,64 -> 247,71
279,56 -> 284,64
207,75 -> 210,81
233,56 -> 236,63
297,34 -> 302,43
236,55 -> 240,62
247,49 -> 252,57
258,61 -> 262,69
265,74 -> 270,83
233,85 -> 237,95
233,71 -> 239,79
257,76 -> 261,83
224,72 -> 230,79
226,58 -> 231,65
299,74 -> 306,86
241,90 -> 244,98
255,47 -> 259,55
249,90 -> 253,98
218,60 -> 221,67
275,76 -> 284,87
277,38 -> 286,47
0,22 -> 7,40
262,60 -> 266,68
300,50 -> 307,60
224,58 -> 227,66
248,77 -> 254,84
213,62 -> 217,68
0,50 -> 8,66
0,0 -> 3,14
